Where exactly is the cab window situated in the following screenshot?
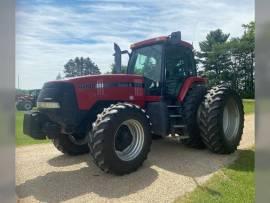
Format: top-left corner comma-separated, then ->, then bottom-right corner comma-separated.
129,44 -> 163,95
165,45 -> 196,97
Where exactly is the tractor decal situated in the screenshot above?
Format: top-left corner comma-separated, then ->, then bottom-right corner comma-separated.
78,82 -> 144,89
96,80 -> 104,96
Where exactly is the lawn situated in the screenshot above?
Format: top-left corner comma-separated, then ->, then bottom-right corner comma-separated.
16,111 -> 49,146
16,99 -> 254,146
243,99 -> 255,114
176,148 -> 255,203
175,100 -> 255,202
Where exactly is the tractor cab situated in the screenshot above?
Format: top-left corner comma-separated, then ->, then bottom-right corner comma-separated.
113,32 -> 205,139
114,31 -> 197,100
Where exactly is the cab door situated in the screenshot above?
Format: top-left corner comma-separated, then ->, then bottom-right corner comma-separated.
128,44 -> 163,96
164,45 -> 196,99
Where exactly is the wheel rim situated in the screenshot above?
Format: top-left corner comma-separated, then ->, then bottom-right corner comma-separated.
223,98 -> 240,140
114,119 -> 144,161
24,103 -> 32,110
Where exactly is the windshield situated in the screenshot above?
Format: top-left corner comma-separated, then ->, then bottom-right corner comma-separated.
128,44 -> 163,82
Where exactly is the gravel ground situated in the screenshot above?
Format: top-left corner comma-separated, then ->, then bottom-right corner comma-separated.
16,114 -> 254,203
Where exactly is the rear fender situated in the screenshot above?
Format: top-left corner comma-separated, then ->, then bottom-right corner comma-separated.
177,77 -> 207,102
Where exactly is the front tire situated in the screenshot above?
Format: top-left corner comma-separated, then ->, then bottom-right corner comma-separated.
53,134 -> 89,156
89,103 -> 151,175
199,85 -> 244,154
182,84 -> 207,148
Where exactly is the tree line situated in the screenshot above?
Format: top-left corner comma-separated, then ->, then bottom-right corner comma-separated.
56,57 -> 101,80
196,21 -> 255,98
58,21 -> 254,98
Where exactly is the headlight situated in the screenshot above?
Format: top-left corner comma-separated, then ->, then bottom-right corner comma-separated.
37,102 -> 60,109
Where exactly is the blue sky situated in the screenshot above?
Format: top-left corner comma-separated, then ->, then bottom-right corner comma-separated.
16,0 -> 254,89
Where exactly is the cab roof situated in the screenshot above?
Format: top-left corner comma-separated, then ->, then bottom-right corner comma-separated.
130,36 -> 193,50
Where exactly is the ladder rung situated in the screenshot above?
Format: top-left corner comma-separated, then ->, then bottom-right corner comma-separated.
169,115 -> 182,118
167,105 -> 181,108
173,124 -> 186,128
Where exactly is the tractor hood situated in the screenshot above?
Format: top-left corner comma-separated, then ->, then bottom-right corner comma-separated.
36,73 -> 148,130
63,74 -> 144,88
38,74 -> 145,111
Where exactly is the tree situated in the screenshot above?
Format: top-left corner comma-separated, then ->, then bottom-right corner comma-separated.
56,72 -> 62,80
197,29 -> 231,86
110,64 -> 128,74
63,57 -> 100,78
197,29 -> 230,69
240,22 -> 255,98
199,29 -> 230,53
225,22 -> 255,98
197,22 -> 255,98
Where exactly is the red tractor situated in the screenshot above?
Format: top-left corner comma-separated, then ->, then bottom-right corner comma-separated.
16,89 -> 41,111
23,32 -> 244,175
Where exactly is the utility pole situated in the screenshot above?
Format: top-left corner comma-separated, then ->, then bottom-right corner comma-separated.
17,74 -> 19,89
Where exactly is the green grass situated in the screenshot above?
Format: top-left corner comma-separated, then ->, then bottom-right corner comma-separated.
243,99 -> 255,114
176,148 -> 255,203
16,111 -> 50,146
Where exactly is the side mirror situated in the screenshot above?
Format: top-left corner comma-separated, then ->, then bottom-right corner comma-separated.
113,43 -> 130,73
121,50 -> 130,55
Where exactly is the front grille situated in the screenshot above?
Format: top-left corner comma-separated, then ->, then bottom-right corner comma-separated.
38,82 -> 73,103
37,81 -> 80,128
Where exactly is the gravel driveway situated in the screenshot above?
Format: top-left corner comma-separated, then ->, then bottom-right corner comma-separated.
16,114 -> 254,203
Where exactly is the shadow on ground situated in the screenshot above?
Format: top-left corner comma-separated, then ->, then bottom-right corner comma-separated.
16,138 -> 245,202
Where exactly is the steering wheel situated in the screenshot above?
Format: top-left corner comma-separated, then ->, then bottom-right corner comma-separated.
144,77 -> 156,89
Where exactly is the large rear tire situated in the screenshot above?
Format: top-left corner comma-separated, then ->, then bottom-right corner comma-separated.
89,103 -> 151,175
182,84 -> 207,148
199,85 -> 244,154
53,134 -> 89,156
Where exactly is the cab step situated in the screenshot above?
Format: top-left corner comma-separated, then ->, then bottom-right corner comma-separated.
167,105 -> 181,108
173,124 -> 186,128
169,114 -> 182,118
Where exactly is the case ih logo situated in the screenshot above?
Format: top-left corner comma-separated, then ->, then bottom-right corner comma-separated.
96,80 -> 104,95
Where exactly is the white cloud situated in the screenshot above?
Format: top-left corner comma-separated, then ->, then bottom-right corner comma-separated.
16,0 -> 254,89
